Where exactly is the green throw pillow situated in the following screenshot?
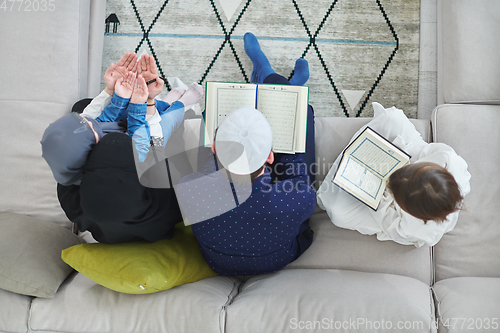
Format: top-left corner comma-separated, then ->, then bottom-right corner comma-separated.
62,224 -> 218,294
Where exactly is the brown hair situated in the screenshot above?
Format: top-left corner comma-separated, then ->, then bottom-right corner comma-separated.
387,162 -> 463,223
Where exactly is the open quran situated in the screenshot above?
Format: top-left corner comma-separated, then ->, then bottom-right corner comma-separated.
204,81 -> 309,154
332,127 -> 411,210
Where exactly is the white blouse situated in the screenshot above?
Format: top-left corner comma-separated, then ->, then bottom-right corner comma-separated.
317,102 -> 471,247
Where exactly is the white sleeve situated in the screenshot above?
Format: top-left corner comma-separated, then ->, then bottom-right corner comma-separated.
336,102 -> 428,159
369,102 -> 426,145
317,154 -> 378,235
80,90 -> 112,119
145,109 -> 163,141
373,194 -> 451,247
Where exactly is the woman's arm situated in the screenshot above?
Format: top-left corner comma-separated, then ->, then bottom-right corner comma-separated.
96,72 -> 136,123
82,53 -> 139,119
80,90 -> 112,119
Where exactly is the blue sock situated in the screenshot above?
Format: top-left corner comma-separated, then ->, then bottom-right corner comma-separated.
244,32 -> 276,83
289,58 -> 309,86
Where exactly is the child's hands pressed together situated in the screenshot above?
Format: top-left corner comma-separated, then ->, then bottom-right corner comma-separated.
104,52 -> 138,95
114,72 -> 135,99
130,75 -> 149,104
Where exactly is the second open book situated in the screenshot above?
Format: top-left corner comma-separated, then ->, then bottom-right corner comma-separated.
204,82 -> 309,154
332,127 -> 411,210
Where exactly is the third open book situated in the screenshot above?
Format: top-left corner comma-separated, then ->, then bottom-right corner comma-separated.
332,127 -> 411,210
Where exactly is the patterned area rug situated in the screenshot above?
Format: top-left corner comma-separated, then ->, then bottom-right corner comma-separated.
102,0 -> 420,118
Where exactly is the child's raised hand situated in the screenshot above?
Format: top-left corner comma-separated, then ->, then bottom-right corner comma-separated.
114,52 -> 138,77
104,52 -> 138,95
147,76 -> 164,100
137,54 -> 158,83
130,75 -> 149,104
104,63 -> 119,95
114,71 -> 135,99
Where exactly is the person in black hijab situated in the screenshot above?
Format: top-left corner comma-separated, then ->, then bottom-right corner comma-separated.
57,132 -> 183,244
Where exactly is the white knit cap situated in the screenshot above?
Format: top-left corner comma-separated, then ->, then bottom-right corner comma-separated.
215,107 -> 273,175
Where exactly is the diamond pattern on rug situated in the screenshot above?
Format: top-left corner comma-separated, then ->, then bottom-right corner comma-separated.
101,0 -> 420,118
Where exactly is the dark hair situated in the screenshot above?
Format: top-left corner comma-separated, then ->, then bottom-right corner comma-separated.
387,162 -> 463,223
224,165 -> 265,186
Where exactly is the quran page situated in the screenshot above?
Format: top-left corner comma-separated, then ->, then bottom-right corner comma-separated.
256,84 -> 309,153
339,156 -> 384,200
256,88 -> 298,153
333,127 -> 410,210
349,137 -> 404,178
215,86 -> 257,128
205,82 -> 257,146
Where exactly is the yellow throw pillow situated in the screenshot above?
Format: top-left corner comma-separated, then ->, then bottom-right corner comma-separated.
61,224 -> 218,294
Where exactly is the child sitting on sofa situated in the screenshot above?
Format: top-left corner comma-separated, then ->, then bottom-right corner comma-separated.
316,102 -> 471,247
42,52 -> 203,244
41,52 -> 202,186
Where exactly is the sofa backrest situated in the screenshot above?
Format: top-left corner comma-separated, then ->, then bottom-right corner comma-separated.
0,1 -> 94,226
434,0 -> 500,282
432,105 -> 500,282
437,0 -> 500,105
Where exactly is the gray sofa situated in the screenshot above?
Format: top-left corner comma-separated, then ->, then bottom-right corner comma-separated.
1,1 -> 499,332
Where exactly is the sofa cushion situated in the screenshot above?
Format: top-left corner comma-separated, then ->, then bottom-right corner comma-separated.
314,117 -> 431,190
0,288 -> 31,333
30,273 -> 240,333
432,105 -> 500,281
226,269 -> 436,333
286,211 -> 432,284
0,0 -> 90,225
0,212 -> 83,298
433,277 -> 500,332
437,0 -> 500,104
61,224 -> 218,294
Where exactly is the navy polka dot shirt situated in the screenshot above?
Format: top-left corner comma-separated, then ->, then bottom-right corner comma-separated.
181,152 -> 316,275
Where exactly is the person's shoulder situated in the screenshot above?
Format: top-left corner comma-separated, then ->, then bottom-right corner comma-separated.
398,212 -> 451,247
416,142 -> 469,172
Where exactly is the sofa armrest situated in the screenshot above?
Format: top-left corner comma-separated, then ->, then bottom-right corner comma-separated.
432,104 -> 500,281
0,0 -> 92,225
437,0 -> 500,105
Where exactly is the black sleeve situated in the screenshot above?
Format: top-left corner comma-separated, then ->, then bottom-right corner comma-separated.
57,183 -> 83,223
